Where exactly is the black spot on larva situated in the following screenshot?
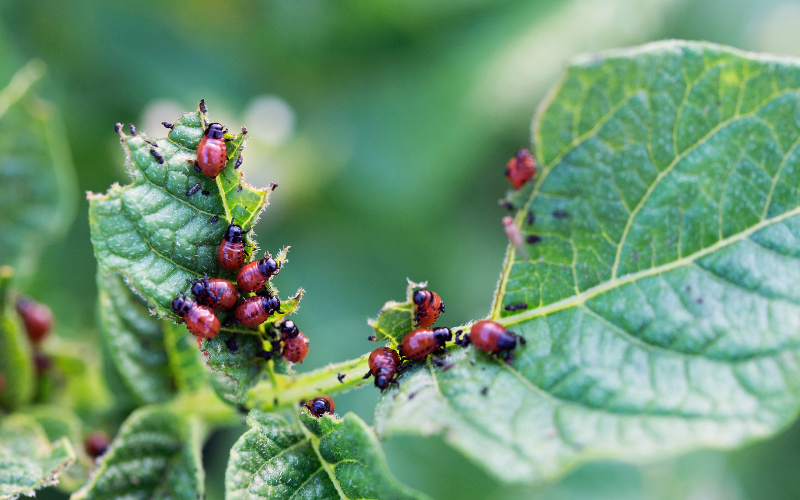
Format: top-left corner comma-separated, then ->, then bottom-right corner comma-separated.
526,235 -> 542,244
186,183 -> 201,196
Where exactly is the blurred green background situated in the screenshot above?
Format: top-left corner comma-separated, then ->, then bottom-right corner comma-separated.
4,0 -> 800,498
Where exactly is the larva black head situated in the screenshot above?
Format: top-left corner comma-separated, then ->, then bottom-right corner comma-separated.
189,279 -> 206,298
497,332 -> 518,351
306,395 -> 334,417
413,290 -> 429,305
223,223 -> 245,243
280,320 -> 299,338
263,296 -> 281,314
375,374 -> 391,390
205,122 -> 225,139
258,257 -> 280,278
171,295 -> 194,317
433,327 -> 452,345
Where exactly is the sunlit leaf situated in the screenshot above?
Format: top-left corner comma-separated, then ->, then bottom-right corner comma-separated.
375,41 -> 800,483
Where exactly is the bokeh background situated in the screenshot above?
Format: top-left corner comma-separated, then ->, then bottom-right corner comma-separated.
4,0 -> 800,498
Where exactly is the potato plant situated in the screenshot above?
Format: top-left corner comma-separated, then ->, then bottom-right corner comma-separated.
3,40 -> 800,499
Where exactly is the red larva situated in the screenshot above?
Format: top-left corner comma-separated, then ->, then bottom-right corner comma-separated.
304,395 -> 334,417
460,320 -> 526,355
234,295 -> 281,328
196,123 -> 228,179
237,254 -> 280,293
412,289 -> 445,328
505,149 -> 536,190
364,347 -> 402,390
188,275 -> 238,310
172,294 -> 220,339
16,297 -> 53,344
400,327 -> 452,361
84,431 -> 111,458
282,332 -> 309,363
217,222 -> 249,271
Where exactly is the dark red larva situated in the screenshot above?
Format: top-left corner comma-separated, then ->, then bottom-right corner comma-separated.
236,255 -> 280,293
282,332 -> 309,364
172,295 -> 220,339
16,297 -> 53,343
84,431 -> 111,458
412,289 -> 445,328
234,296 -> 281,328
365,347 -> 401,390
400,327 -> 451,361
467,320 -> 525,354
189,275 -> 238,310
505,149 -> 536,190
304,395 -> 334,417
196,123 -> 227,179
217,222 -> 248,271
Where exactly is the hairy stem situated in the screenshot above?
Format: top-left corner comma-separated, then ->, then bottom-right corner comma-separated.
248,354 -> 370,411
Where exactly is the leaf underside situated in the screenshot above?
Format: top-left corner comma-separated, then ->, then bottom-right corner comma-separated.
71,406 -> 203,500
0,414 -> 76,500
226,409 -> 428,500
375,40 -> 800,483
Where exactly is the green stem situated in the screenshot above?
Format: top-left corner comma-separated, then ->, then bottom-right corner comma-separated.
248,354 -> 371,411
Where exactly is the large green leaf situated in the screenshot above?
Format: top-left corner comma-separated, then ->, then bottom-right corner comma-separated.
0,60 -> 77,278
0,414 -> 76,500
71,406 -> 204,500
88,103 -> 270,318
226,409 -> 428,500
374,41 -> 800,484
97,271 -> 173,403
0,266 -> 34,411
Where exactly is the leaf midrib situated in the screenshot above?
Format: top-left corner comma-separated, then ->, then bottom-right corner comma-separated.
500,202 -> 800,328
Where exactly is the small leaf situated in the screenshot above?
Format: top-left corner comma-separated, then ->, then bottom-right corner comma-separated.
88,104 -> 270,318
0,266 -> 34,411
0,60 -> 78,278
96,271 -> 173,403
226,409 -> 428,500
71,406 -> 204,500
21,405 -> 92,492
369,280 -> 425,346
0,414 -> 76,500
376,41 -> 800,484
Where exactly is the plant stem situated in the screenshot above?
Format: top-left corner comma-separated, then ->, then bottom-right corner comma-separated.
248,354 -> 371,411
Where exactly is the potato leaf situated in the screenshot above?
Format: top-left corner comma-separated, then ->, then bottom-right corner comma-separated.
0,414 -> 75,500
226,409 -> 429,500
375,41 -> 800,484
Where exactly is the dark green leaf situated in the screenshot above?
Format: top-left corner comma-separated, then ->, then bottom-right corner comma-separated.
375,41 -> 800,484
71,406 -> 204,500
226,409 -> 428,500
0,60 -> 78,278
97,271 -> 173,403
88,103 -> 271,318
0,266 -> 34,410
201,287 -> 304,403
0,414 -> 76,500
